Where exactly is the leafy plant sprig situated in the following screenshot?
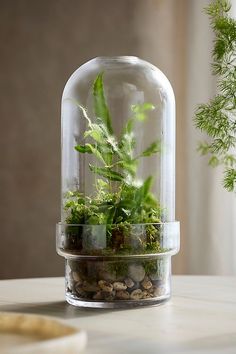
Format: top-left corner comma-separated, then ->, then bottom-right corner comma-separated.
65,72 -> 162,226
194,0 -> 236,192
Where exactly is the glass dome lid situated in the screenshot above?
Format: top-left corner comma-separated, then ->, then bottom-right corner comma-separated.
61,56 -> 176,225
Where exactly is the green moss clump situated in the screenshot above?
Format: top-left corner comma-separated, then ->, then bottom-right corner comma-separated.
107,261 -> 129,278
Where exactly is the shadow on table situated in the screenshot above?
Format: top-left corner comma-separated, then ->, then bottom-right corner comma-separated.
0,301 -> 142,319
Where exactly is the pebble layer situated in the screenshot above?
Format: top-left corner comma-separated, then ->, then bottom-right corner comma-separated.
67,263 -> 168,302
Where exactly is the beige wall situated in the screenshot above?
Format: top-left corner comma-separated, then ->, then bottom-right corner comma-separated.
0,0 -> 187,279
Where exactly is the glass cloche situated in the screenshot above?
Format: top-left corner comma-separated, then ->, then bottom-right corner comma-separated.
56,56 -> 180,308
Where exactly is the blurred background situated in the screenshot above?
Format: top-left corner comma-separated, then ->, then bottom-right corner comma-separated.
0,0 -> 235,279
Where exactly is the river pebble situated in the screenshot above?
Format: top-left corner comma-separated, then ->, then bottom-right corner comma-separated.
128,264 -> 145,282
130,289 -> 143,300
98,280 -> 113,292
116,290 -> 130,300
113,282 -> 127,291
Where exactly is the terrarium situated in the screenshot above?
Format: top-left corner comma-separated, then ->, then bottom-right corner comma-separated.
56,56 -> 180,308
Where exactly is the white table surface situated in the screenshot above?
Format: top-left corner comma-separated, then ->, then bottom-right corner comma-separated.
0,276 -> 235,354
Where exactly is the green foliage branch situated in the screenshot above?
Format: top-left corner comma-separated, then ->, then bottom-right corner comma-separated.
194,0 -> 236,192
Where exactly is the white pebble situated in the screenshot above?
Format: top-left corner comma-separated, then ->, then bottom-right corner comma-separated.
153,286 -> 166,297
128,264 -> 145,282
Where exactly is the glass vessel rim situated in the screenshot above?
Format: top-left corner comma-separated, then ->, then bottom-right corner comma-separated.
57,221 -> 180,227
94,56 -> 140,63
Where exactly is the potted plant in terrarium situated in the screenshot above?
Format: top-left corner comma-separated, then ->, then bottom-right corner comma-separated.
56,56 -> 180,308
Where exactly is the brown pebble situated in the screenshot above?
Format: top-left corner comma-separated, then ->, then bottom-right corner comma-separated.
116,290 -> 130,300
141,276 -> 153,290
124,278 -> 135,288
98,280 -> 113,293
113,282 -> 127,291
82,281 -> 99,292
103,291 -> 115,301
130,289 -> 143,300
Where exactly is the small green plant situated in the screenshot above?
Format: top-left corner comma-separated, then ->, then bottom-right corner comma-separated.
195,0 -> 236,192
64,72 -> 164,254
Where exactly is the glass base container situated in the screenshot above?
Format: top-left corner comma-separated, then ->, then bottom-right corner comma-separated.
57,222 -> 179,308
66,294 -> 169,309
64,256 -> 171,308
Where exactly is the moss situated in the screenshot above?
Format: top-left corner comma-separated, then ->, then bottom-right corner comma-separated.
107,261 -> 129,278
143,258 -> 169,277
143,260 -> 158,275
